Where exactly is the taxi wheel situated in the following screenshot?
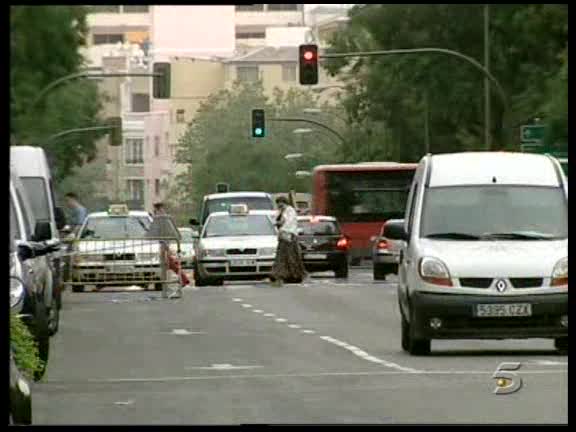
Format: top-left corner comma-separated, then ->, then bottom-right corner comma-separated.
555,337 -> 568,355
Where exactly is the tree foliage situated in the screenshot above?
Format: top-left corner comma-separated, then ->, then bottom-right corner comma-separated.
11,6 -> 107,182
325,4 -> 568,162
171,82 -> 338,216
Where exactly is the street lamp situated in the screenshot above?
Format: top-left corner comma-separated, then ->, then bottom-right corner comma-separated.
284,153 -> 304,160
302,107 -> 347,124
295,170 -> 312,178
293,128 -> 314,135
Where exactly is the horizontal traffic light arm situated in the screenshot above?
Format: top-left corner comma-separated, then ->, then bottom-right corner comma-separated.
269,117 -> 345,145
45,125 -> 118,143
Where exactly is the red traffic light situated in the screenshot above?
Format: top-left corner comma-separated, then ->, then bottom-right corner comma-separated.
303,51 -> 315,61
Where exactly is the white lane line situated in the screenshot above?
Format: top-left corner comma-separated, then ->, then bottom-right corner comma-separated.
319,335 -> 420,373
232,298 -> 243,302
241,304 -> 252,308
169,329 -> 206,335
288,324 -> 301,329
528,360 -> 568,366
87,369 -> 567,384
275,318 -> 288,323
184,364 -> 263,371
263,313 -> 276,317
301,329 -> 316,334
252,309 -> 263,313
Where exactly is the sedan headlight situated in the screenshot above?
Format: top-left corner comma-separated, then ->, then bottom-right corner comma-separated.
419,257 -> 453,287
259,247 -> 277,257
203,249 -> 226,258
10,277 -> 25,308
551,257 -> 568,286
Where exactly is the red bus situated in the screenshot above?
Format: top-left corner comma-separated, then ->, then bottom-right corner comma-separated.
311,162 -> 418,264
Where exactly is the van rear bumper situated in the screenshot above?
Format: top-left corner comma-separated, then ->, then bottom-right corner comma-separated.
410,292 -> 568,340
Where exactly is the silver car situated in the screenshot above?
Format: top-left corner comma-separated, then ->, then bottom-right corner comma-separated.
194,207 -> 277,286
371,220 -> 403,280
176,227 -> 197,269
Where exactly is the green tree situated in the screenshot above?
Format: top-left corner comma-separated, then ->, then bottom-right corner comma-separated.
325,4 -> 568,161
172,82 -> 338,218
11,6 -> 106,182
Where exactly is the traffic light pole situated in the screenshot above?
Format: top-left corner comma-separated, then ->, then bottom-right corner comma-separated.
270,117 -> 345,146
45,125 -> 117,142
321,48 -> 508,150
27,71 -> 163,117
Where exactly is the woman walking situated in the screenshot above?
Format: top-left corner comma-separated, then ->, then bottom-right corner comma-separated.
271,196 -> 307,286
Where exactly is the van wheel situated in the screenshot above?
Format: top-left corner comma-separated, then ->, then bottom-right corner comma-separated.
30,300 -> 50,381
72,285 -> 85,293
405,310 -> 431,356
47,302 -> 60,336
401,314 -> 410,352
555,337 -> 568,355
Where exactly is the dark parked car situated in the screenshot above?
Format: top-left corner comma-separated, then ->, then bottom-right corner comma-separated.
10,349 -> 32,425
297,216 -> 350,278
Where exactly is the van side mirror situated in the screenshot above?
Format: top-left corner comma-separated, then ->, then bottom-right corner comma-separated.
55,207 -> 67,230
32,221 -> 52,242
383,219 -> 408,241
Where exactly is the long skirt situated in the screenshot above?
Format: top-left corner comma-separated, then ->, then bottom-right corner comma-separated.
271,235 -> 307,282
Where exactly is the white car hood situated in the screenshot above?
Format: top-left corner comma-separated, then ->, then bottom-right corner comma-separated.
200,236 -> 277,250
418,239 -> 567,277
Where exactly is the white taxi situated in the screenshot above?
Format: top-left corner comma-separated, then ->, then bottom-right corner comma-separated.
70,205 -> 166,292
194,205 -> 277,286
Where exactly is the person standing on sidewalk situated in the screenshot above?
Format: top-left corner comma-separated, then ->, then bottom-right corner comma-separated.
270,196 -> 307,286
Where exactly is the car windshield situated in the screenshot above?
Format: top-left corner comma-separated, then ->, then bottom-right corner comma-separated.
420,186 -> 568,240
203,214 -> 275,238
206,197 -> 273,216
79,216 -> 151,239
298,220 -> 340,236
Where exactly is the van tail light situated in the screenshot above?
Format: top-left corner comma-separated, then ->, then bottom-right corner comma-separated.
336,237 -> 350,251
377,240 -> 388,249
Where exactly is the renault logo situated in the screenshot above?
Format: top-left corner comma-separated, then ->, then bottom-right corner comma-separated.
495,279 -> 508,292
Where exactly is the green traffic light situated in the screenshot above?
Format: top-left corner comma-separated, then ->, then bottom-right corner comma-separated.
254,127 -> 264,137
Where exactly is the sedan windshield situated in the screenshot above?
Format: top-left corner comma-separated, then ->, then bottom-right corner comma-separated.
79,216 -> 151,239
420,186 -> 568,240
203,214 -> 275,238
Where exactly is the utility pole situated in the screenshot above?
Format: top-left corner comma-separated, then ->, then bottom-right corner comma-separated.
484,4 -> 491,150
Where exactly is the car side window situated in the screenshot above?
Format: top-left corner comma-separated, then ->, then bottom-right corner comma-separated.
407,182 -> 419,234
15,189 -> 32,239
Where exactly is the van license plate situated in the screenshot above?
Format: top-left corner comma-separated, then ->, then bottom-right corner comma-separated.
475,303 -> 532,317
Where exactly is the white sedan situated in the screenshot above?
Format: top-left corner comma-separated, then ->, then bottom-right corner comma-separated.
194,207 -> 277,286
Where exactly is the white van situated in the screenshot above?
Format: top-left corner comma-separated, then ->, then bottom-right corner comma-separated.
384,152 -> 568,355
11,146 -> 65,315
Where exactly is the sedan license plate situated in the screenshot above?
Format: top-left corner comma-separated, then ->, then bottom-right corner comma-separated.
305,253 -> 327,260
231,259 -> 256,266
475,303 -> 532,317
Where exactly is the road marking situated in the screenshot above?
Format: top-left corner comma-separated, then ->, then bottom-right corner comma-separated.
319,335 -> 420,373
169,329 -> 206,336
252,309 -> 263,313
529,360 -> 568,366
288,324 -> 301,329
86,369 -> 567,384
275,318 -> 288,323
241,304 -> 252,308
114,400 -> 135,405
301,329 -> 316,334
232,298 -> 243,302
184,364 -> 263,371
263,313 -> 275,317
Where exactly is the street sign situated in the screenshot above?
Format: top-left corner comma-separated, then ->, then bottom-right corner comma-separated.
520,125 -> 545,143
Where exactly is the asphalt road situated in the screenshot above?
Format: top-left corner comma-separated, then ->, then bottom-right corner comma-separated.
33,269 -> 568,424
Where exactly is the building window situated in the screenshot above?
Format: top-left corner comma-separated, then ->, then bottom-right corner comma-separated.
235,5 -> 264,11
125,138 -> 144,165
122,5 -> 149,13
282,64 -> 297,82
267,4 -> 299,11
126,179 -> 145,201
154,136 -> 160,157
237,66 -> 259,83
176,109 -> 185,124
236,32 -> 266,39
155,179 -> 161,196
93,33 -> 124,45
88,6 -> 120,14
131,93 -> 150,112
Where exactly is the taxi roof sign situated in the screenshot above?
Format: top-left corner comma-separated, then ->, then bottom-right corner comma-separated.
229,204 -> 249,216
108,204 -> 129,216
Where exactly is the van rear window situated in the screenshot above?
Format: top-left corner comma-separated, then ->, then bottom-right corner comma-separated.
21,177 -> 51,221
